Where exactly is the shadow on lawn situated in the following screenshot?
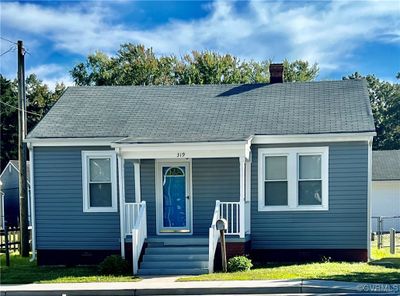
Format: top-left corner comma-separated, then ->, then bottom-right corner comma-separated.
1,264 -> 101,284
0,255 -> 136,285
320,271 -> 400,284
369,258 -> 400,269
249,260 -> 400,284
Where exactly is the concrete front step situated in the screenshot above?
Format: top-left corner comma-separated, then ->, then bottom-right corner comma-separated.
145,246 -> 208,255
141,260 -> 208,269
138,268 -> 208,275
138,238 -> 210,275
146,237 -> 208,246
142,254 -> 209,262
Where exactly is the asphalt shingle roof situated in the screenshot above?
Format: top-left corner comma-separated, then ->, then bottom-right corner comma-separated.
373,150 -> 400,181
27,79 -> 375,142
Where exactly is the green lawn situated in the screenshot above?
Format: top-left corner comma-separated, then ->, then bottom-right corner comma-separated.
0,253 -> 140,284
179,235 -> 400,283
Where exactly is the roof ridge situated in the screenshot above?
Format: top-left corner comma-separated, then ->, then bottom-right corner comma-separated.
66,79 -> 365,89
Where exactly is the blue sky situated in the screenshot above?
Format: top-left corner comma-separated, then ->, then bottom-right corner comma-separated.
1,0 -> 399,88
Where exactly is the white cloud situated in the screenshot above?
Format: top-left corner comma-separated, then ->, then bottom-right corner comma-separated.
1,0 -> 399,81
27,64 -> 73,90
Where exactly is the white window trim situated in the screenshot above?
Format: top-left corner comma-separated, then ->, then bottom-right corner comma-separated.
82,151 -> 118,213
258,147 -> 329,211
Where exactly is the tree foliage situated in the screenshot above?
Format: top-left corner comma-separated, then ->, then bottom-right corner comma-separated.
345,72 -> 400,150
0,74 -> 65,170
71,43 -> 319,86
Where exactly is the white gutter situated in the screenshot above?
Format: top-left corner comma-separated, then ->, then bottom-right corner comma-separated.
252,132 -> 376,144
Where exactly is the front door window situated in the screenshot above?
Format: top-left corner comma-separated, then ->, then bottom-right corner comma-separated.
162,166 -> 186,227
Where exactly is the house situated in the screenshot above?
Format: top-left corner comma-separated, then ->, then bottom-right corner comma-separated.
371,150 -> 400,232
25,65 -> 375,275
0,160 -> 31,228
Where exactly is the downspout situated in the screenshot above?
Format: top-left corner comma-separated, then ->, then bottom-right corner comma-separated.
28,144 -> 36,261
367,138 -> 373,261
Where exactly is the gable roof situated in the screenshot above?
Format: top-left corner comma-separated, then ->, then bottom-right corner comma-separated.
0,160 -> 31,183
372,150 -> 400,181
27,79 -> 375,143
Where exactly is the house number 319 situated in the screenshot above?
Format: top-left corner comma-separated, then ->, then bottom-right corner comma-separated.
177,152 -> 186,158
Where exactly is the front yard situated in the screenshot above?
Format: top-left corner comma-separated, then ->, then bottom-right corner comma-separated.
0,253 -> 139,284
1,235 -> 399,284
180,235 -> 400,283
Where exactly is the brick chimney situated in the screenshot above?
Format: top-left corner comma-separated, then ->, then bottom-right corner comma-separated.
269,63 -> 284,83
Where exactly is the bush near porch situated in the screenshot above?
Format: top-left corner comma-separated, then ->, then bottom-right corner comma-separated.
0,253 -> 140,284
179,236 -> 400,283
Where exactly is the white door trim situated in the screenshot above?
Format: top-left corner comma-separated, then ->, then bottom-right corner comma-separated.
155,159 -> 193,235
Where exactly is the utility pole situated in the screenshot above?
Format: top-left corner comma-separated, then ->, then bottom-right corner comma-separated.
18,40 -> 29,257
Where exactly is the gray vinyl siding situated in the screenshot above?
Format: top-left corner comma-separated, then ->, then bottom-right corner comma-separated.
124,160 -> 135,203
34,146 -> 120,250
140,160 -> 156,236
251,142 -> 368,250
140,158 -> 240,236
192,158 -> 240,235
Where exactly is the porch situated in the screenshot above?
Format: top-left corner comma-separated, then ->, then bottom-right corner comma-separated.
114,140 -> 252,275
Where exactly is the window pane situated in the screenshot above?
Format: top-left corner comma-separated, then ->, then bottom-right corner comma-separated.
299,155 -> 321,179
90,158 -> 111,182
298,180 -> 322,205
90,183 -> 112,207
265,181 -> 288,206
165,167 -> 185,176
265,156 -> 287,180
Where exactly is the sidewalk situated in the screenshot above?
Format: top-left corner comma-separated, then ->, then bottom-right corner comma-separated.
1,277 -> 398,295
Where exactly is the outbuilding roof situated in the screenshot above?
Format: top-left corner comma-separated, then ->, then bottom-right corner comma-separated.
27,79 -> 375,143
372,150 -> 400,181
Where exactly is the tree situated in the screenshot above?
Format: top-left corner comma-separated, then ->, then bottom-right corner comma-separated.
345,72 -> 400,150
0,74 -> 65,171
1,75 -> 18,170
71,43 -> 319,86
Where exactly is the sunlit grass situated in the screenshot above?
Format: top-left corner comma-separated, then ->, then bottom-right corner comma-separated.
0,253 -> 140,284
180,236 -> 400,283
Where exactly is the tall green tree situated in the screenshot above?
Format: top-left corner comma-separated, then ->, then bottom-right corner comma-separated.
0,74 -> 65,170
345,72 -> 400,150
71,43 -> 319,86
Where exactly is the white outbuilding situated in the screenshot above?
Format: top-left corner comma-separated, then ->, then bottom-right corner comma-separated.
372,150 -> 400,232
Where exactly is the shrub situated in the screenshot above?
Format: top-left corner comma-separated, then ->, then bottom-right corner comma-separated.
227,256 -> 253,272
321,256 -> 332,263
98,255 -> 130,275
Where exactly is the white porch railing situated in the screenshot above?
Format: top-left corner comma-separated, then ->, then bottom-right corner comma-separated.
219,201 -> 241,236
124,201 -> 147,275
208,200 -> 244,273
208,200 -> 220,273
124,202 -> 141,237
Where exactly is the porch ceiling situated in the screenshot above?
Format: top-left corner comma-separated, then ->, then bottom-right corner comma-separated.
112,139 -> 251,159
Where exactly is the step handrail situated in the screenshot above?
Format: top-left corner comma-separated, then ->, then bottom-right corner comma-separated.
208,200 -> 220,273
132,201 -> 147,275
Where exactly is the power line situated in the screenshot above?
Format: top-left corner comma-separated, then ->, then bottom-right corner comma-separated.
0,100 -> 42,116
0,37 -> 31,55
0,45 -> 16,57
0,36 -> 17,45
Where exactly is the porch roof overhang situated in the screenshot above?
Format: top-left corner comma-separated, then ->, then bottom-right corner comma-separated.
111,138 -> 252,160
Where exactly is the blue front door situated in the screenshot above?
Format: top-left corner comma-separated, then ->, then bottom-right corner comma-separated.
158,162 -> 191,233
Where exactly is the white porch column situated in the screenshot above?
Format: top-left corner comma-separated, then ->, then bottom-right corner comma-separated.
239,157 -> 246,238
134,160 -> 141,203
117,153 -> 126,258
245,157 -> 252,235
